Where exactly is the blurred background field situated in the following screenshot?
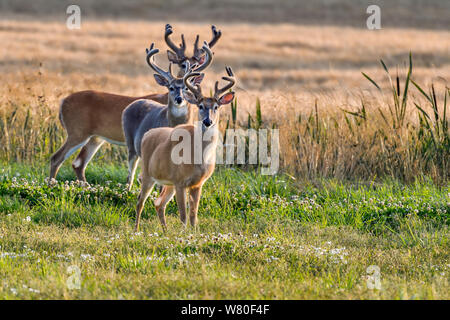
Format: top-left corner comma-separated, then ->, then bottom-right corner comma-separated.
0,0 -> 449,182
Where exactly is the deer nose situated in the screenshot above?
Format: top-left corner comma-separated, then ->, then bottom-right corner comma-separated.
175,96 -> 183,104
203,118 -> 212,127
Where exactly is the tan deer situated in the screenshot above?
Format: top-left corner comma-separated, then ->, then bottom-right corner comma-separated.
49,24 -> 221,182
122,42 -> 212,191
134,66 -> 236,231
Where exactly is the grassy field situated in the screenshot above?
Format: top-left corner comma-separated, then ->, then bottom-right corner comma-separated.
0,0 -> 449,299
0,164 -> 448,299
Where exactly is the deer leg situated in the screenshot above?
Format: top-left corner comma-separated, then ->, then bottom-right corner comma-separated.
154,186 -> 175,232
175,186 -> 188,227
135,176 -> 155,232
126,150 -> 139,191
49,137 -> 89,181
189,185 -> 202,228
72,136 -> 105,182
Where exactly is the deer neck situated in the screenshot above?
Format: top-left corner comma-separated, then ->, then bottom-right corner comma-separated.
198,123 -> 219,167
201,123 -> 219,151
167,101 -> 192,127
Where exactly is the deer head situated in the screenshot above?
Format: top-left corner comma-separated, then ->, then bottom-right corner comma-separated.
146,42 -> 211,107
183,66 -> 236,130
164,24 -> 220,76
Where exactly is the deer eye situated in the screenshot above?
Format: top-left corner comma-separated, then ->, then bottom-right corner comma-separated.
181,63 -> 186,69
214,105 -> 218,111
199,105 -> 203,110
169,87 -> 175,92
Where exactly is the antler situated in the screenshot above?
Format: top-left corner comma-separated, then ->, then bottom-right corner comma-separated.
193,25 -> 221,62
194,25 -> 222,56
146,43 -> 174,81
209,25 -> 222,48
183,68 -> 203,100
214,66 -> 235,99
193,41 -> 213,72
164,24 -> 186,60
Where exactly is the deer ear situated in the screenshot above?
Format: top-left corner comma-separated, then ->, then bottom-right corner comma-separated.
218,92 -> 235,105
154,74 -> 169,87
192,73 -> 204,85
167,50 -> 179,63
182,90 -> 198,104
197,54 -> 206,65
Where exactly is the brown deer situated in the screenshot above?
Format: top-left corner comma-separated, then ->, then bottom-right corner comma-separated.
122,42 -> 212,191
134,66 -> 236,231
49,24 -> 221,182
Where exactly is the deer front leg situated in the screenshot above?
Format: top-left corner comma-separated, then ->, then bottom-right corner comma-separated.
135,177 -> 155,232
188,185 -> 202,228
154,186 -> 175,232
126,151 -> 139,191
175,186 -> 188,227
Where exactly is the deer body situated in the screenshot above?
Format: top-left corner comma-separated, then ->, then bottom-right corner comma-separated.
123,99 -> 192,156
50,90 -> 167,181
134,66 -> 236,231
61,90 -> 168,144
122,98 -> 192,188
144,125 -> 218,187
136,123 -> 218,231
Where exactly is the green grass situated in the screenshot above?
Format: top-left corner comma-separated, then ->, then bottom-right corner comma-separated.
0,162 -> 448,299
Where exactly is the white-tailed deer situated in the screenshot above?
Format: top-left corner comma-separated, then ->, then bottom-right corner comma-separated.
49,24 -> 221,182
134,66 -> 236,231
122,42 -> 212,190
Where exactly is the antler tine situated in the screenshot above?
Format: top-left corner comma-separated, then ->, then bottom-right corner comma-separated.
193,34 -> 201,58
214,66 -> 236,99
193,25 -> 220,66
183,60 -> 193,75
183,67 -> 203,99
183,60 -> 191,73
208,25 -> 222,48
145,43 -> 155,53
180,34 -> 186,51
146,43 -> 173,81
145,43 -> 159,68
164,24 -> 186,58
225,66 -> 234,77
193,41 -> 213,72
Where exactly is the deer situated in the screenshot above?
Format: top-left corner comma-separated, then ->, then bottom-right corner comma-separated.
49,24 -> 221,182
122,41 -> 212,191
134,66 -> 236,232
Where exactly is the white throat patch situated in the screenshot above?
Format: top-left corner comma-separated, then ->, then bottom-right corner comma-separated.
171,105 -> 188,118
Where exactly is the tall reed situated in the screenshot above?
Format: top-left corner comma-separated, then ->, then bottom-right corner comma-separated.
0,55 -> 448,183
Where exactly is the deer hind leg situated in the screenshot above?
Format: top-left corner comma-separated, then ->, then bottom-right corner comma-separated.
175,186 -> 188,227
154,186 -> 175,232
72,136 -> 105,182
188,185 -> 202,228
49,136 -> 89,181
135,176 -> 155,232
